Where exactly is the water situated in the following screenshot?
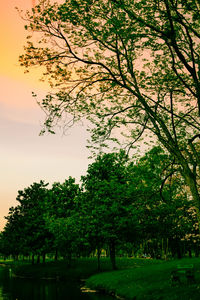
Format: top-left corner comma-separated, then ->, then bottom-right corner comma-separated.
0,267 -> 113,300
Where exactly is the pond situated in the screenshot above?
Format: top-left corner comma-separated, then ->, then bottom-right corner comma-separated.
0,267 -> 113,300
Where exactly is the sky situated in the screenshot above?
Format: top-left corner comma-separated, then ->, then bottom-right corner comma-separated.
0,0 -> 90,230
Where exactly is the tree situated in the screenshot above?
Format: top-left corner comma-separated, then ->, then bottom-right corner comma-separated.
80,151 -> 139,269
128,146 -> 192,258
44,177 -> 80,261
19,0 -> 200,227
13,181 -> 52,263
1,206 -> 24,259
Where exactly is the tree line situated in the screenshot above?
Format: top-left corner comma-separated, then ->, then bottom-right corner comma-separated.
0,147 -> 199,270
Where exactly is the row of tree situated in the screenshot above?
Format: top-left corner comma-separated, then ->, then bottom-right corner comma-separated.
0,147 -> 199,269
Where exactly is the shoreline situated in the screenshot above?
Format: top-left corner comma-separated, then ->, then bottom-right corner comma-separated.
2,257 -> 200,299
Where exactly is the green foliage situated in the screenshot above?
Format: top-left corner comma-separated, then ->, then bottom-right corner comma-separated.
1,181 -> 53,257
86,258 -> 200,300
79,151 -> 140,255
44,177 -> 80,257
18,0 -> 200,229
0,147 -> 199,264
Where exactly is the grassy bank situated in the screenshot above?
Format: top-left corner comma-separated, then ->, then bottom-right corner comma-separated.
1,257 -> 144,281
0,257 -> 163,281
0,258 -> 101,281
86,258 -> 200,299
2,257 -> 200,299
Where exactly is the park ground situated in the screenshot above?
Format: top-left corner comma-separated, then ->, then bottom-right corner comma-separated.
1,257 -> 200,299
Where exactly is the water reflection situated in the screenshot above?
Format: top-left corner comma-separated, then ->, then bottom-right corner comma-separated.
0,267 -> 113,300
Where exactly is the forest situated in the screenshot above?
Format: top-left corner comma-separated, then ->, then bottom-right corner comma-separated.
1,147 -> 199,270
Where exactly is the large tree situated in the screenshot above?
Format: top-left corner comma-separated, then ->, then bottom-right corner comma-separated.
19,1 -> 200,225
80,151 -> 139,269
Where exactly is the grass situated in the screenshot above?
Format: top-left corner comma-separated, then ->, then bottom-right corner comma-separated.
1,259 -> 98,281
86,257 -> 200,300
0,257 -> 163,281
0,257 -> 133,280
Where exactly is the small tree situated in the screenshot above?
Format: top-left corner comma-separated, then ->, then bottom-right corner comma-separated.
2,206 -> 24,259
12,181 -> 51,262
44,178 -> 80,262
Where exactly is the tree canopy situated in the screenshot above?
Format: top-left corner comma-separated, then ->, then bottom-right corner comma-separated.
1,148 -> 200,264
45,178 -> 80,260
19,0 -> 200,226
80,150 -> 140,269
2,181 -> 52,262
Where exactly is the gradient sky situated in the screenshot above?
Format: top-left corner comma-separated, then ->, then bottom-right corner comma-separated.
0,0 -> 89,230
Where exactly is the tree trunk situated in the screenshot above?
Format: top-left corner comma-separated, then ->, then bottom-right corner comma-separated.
42,253 -> 46,264
161,238 -> 164,259
97,247 -> 101,271
165,238 -> 169,260
67,252 -> 72,267
163,141 -> 200,232
109,241 -> 117,270
195,245 -> 199,257
106,247 -> 109,257
189,248 -> 192,258
176,240 -> 182,259
183,170 -> 200,231
14,255 -> 18,261
55,248 -> 58,261
37,255 -> 40,264
32,255 -> 35,265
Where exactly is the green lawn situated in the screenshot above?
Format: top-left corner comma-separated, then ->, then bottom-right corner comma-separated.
0,257 -> 163,281
0,257 -> 132,280
0,259 -> 99,280
86,258 -> 200,299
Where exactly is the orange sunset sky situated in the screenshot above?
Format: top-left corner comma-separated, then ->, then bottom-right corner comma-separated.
0,0 -> 89,230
